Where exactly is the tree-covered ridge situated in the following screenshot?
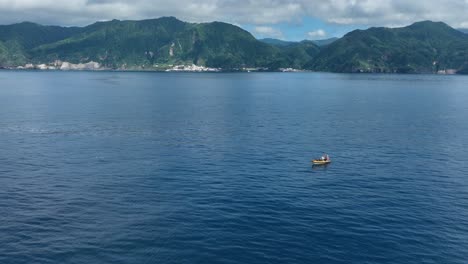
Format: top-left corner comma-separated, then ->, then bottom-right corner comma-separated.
27,17 -> 288,69
310,21 -> 468,73
0,22 -> 80,67
0,18 -> 467,73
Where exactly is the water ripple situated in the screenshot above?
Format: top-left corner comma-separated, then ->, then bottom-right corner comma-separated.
1,72 -> 468,264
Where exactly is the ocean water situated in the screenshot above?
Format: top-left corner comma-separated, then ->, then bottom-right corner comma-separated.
1,71 -> 468,264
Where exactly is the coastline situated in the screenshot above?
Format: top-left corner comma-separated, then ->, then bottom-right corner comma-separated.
0,63 -> 307,73
0,67 -> 463,75
1,61 -> 462,75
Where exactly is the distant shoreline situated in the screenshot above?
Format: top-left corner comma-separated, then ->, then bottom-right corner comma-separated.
0,68 -> 465,75
0,62 -> 305,73
0,66 -> 305,73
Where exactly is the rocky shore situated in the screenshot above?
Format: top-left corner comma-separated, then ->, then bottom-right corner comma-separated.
15,61 -> 102,71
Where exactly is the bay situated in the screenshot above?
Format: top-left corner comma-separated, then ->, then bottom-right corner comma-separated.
1,71 -> 468,264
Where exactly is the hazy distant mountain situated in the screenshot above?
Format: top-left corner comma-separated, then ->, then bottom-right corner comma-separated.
259,37 -> 338,47
458,28 -> 468,34
1,18 -> 467,73
311,37 -> 339,46
259,38 -> 296,47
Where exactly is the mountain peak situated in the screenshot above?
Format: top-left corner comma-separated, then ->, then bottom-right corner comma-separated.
405,20 -> 466,39
408,20 -> 449,28
152,16 -> 182,23
16,21 -> 39,26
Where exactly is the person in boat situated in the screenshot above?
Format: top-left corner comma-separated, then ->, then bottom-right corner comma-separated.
325,154 -> 330,161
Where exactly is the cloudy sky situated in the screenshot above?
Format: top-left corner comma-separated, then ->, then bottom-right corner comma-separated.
0,0 -> 467,40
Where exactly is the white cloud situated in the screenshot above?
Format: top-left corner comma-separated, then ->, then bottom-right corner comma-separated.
254,26 -> 284,39
0,0 -> 467,28
307,29 -> 326,39
306,0 -> 468,28
0,0 -> 303,26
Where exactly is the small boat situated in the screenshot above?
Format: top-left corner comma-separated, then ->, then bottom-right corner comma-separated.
312,154 -> 331,165
312,159 -> 331,165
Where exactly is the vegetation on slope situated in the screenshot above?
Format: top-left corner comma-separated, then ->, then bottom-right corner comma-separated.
309,21 -> 468,73
0,18 -> 467,73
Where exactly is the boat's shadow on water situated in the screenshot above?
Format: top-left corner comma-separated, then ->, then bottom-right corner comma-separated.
311,164 -> 330,171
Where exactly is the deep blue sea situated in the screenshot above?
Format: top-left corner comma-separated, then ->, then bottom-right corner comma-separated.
1,71 -> 468,264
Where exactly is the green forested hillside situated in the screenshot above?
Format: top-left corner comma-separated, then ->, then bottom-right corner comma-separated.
29,17 -> 285,69
0,22 -> 80,66
266,40 -> 321,69
309,21 -> 468,73
0,18 -> 467,73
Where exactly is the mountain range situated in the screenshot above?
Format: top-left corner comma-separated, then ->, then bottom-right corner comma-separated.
0,17 -> 467,74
